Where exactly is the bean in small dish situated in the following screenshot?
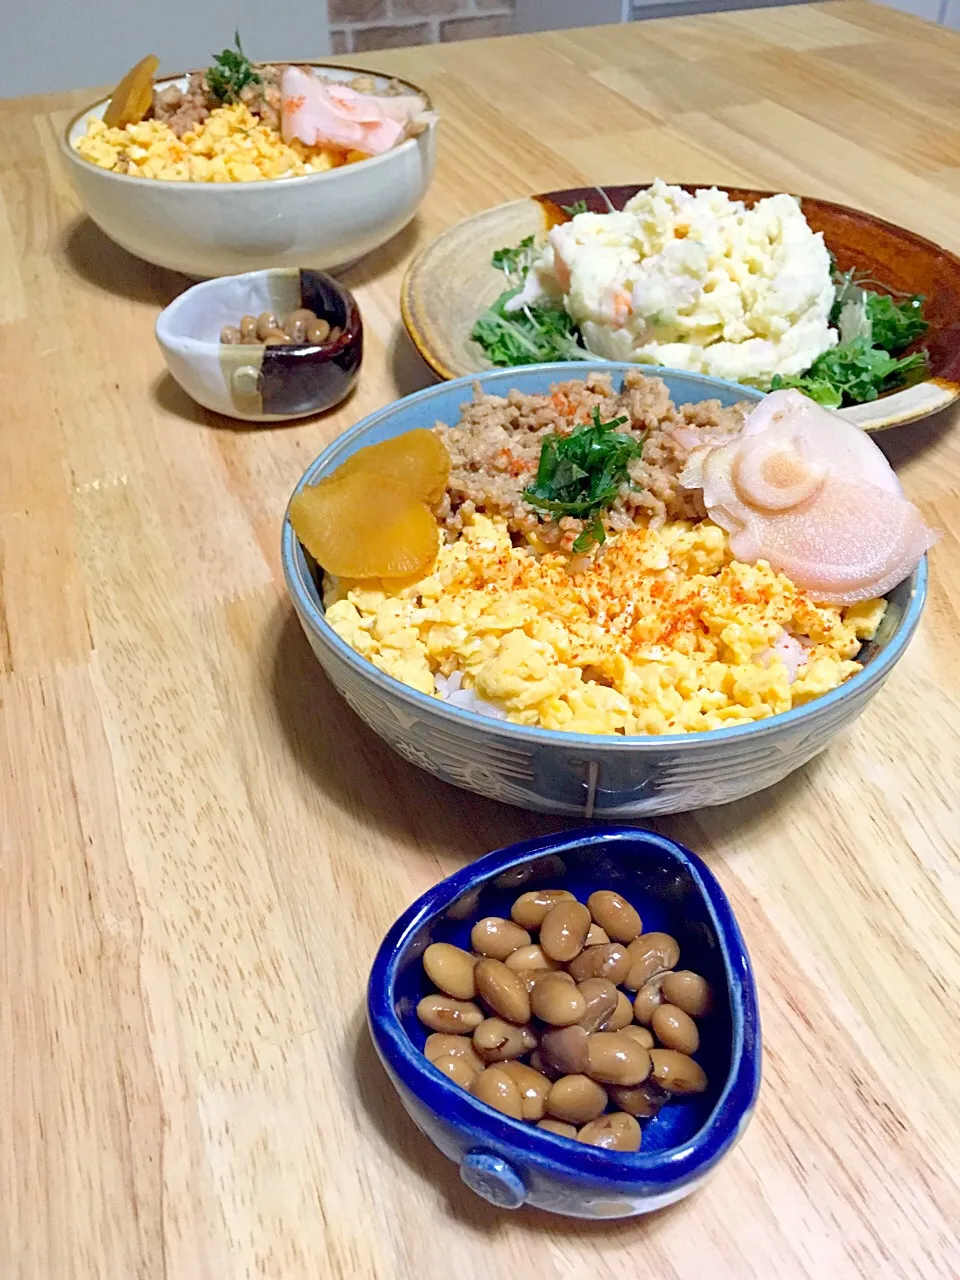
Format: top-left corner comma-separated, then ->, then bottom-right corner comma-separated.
413,877 -> 718,1154
220,307 -> 343,347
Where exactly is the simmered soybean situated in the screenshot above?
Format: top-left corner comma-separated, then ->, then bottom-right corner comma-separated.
536,1118 -> 579,1139
623,933 -> 681,991
652,1003 -> 700,1055
576,978 -> 620,1033
416,995 -> 483,1034
621,1025 -> 655,1051
423,942 -> 477,1000
586,1032 -> 652,1087
504,944 -> 560,972
424,1033 -> 483,1073
649,1048 -> 708,1094
609,1079 -> 668,1118
473,1017 -> 538,1063
471,1066 -> 524,1119
567,943 -> 631,985
587,891 -> 643,944
413,885 -> 715,1153
545,1075 -> 608,1125
474,958 -> 531,1024
578,1111 -> 642,1151
602,989 -> 635,1032
471,917 -> 531,960
540,901 -> 592,963
510,888 -> 576,930
632,975 -> 666,1026
432,1054 -> 479,1088
499,1061 -> 551,1121
539,1025 -> 590,1076
661,970 -> 714,1018
530,975 -> 588,1026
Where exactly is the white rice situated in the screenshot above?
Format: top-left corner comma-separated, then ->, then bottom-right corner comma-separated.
761,629 -> 811,683
434,670 -> 509,720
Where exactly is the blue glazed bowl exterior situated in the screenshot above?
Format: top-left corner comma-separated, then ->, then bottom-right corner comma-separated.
282,362 -> 927,817
367,825 -> 762,1218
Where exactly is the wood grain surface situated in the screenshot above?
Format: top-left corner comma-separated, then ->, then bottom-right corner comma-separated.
2,4 -> 959,1276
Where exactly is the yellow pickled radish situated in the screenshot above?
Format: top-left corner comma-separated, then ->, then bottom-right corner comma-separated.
103,55 -> 160,128
289,473 -> 439,580
323,429 -> 450,505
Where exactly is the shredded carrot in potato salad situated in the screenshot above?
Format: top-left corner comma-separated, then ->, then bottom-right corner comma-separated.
324,514 -> 886,736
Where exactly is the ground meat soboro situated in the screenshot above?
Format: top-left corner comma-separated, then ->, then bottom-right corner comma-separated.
433,370 -> 750,550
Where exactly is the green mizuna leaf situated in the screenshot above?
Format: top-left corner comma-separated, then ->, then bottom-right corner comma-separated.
207,30 -> 260,103
771,337 -> 928,407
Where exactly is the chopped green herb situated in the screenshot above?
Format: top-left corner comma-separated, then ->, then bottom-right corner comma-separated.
771,337 -> 928,408
491,235 -> 538,283
829,263 -> 861,328
572,513 -> 607,554
207,30 -> 260,104
471,287 -> 591,367
475,233 -> 592,365
793,260 -> 932,404
865,292 -> 928,354
561,199 -> 589,217
524,408 -> 643,552
829,260 -> 928,356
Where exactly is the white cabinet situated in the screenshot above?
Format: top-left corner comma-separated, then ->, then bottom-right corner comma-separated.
518,0 -> 960,30
876,0 -> 960,27
877,0 -> 942,21
514,0 -> 627,30
516,0 -> 820,29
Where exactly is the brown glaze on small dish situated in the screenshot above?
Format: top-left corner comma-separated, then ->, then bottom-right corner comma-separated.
401,184 -> 960,432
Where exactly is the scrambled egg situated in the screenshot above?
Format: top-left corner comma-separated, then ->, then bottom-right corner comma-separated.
74,104 -> 345,182
513,179 -> 837,389
324,515 -> 885,736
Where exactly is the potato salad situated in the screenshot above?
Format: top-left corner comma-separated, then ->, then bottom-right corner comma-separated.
508,180 -> 837,388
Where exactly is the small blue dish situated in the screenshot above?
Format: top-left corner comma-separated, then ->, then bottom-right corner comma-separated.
367,825 -> 761,1218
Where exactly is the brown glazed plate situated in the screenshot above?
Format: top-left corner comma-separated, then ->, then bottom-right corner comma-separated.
401,184 -> 960,432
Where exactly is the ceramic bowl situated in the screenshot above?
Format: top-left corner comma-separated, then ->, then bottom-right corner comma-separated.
368,825 -> 762,1218
281,362 -> 928,817
156,268 -> 362,421
401,183 -> 960,432
61,65 -> 437,278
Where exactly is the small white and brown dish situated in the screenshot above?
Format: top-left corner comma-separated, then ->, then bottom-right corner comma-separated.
155,267 -> 362,422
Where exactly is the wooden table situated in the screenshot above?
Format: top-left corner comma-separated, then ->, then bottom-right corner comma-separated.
3,3 -> 959,1275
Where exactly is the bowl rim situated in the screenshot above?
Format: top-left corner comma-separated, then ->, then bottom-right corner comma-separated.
280,360 -> 929,753
154,266 -> 363,357
61,61 -> 435,191
367,825 -> 762,1186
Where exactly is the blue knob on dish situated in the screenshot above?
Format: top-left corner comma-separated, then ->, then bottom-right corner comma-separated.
460,1151 -> 526,1209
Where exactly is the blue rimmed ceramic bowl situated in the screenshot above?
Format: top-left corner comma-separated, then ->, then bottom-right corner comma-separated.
281,362 -> 927,817
367,825 -> 761,1219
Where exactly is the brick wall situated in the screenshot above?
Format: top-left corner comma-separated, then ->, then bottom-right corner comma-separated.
330,0 -> 516,53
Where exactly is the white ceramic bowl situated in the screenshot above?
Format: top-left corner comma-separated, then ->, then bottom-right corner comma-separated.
61,65 -> 438,278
